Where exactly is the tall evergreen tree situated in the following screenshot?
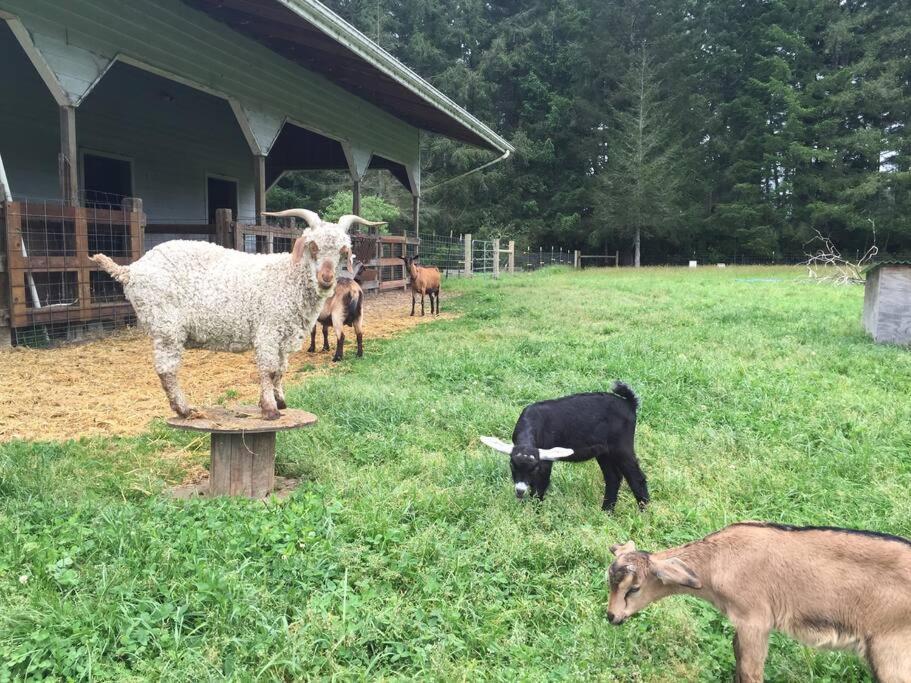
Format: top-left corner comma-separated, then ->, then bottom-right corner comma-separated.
595,43 -> 680,265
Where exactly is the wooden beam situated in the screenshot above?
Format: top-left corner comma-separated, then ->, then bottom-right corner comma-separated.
253,154 -> 266,226
58,105 -> 78,206
352,180 -> 361,216
412,195 -> 420,241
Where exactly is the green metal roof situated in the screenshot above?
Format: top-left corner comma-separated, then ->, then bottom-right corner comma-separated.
184,0 -> 513,155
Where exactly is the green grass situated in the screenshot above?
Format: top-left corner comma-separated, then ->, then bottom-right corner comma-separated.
1,266 -> 909,681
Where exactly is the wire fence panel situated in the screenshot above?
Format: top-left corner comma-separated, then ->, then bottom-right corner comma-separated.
3,198 -> 141,347
415,233 -> 465,276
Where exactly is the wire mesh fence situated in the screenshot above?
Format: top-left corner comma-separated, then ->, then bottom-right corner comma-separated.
2,198 -> 141,347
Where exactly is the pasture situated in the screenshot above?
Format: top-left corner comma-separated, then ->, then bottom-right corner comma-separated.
1,266 -> 909,681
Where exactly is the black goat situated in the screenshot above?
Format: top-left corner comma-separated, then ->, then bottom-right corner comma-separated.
480,382 -> 648,511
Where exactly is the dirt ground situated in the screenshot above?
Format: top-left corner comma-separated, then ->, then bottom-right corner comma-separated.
0,290 -> 453,442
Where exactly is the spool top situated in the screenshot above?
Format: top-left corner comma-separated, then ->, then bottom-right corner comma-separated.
166,405 -> 317,434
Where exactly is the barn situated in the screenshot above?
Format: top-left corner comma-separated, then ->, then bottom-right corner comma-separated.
0,0 -> 512,345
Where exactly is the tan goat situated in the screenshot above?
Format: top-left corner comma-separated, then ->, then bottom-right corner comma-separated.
400,255 -> 441,316
607,522 -> 911,683
309,263 -> 364,362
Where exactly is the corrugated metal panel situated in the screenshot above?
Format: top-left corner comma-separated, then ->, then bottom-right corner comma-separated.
0,0 -> 420,166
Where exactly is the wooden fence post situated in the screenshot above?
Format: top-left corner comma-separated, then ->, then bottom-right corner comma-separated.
574,250 -> 580,269
464,233 -> 472,276
508,240 -> 515,273
215,208 -> 234,249
493,238 -> 500,278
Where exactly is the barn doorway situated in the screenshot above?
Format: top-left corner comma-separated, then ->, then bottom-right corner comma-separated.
207,176 -> 238,225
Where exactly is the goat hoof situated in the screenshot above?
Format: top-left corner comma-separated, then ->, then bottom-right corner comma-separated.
332,355 -> 342,363
637,501 -> 650,512
262,408 -> 281,420
275,398 -> 287,410
307,346 -> 315,353
323,345 -> 330,351
356,351 -> 363,358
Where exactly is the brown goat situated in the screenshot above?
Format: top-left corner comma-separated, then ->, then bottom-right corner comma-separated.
400,255 -> 441,316
309,264 -> 364,362
607,522 -> 911,682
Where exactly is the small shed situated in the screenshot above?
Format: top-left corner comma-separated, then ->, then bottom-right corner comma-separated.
863,261 -> 911,345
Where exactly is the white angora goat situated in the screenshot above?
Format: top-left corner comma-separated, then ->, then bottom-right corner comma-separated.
91,209 -> 384,420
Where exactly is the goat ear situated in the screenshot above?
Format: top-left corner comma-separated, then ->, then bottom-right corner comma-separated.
538,446 -> 574,461
479,436 -> 514,454
292,237 -> 307,265
610,541 -> 637,556
652,558 -> 702,589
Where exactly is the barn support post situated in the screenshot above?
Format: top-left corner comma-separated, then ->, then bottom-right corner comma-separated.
412,195 -> 420,241
352,180 -> 361,215
493,238 -> 500,279
508,241 -> 515,273
464,233 -> 472,276
59,105 -> 79,206
253,154 -> 266,226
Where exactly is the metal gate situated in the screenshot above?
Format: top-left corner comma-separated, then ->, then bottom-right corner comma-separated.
472,239 -> 494,274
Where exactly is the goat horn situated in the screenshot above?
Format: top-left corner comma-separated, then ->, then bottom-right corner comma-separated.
336,215 -> 388,233
262,209 -> 321,230
538,446 -> 575,461
479,436 -> 513,454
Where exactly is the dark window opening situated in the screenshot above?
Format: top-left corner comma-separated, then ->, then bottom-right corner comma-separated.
84,154 -> 132,209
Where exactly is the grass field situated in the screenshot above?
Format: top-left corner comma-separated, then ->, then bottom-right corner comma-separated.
1,266 -> 909,681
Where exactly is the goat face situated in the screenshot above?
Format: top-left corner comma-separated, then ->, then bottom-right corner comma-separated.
509,447 -> 552,499
606,542 -> 702,625
266,209 -> 385,291
292,227 -> 354,292
479,436 -> 574,501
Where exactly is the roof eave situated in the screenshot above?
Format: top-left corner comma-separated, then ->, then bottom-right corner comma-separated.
275,0 -> 514,155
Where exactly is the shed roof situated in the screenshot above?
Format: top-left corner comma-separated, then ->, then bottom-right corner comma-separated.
181,0 -> 513,155
865,260 -> 911,272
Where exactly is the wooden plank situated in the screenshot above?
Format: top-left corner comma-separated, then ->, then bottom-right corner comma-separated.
249,432 -> 276,498
210,433 -> 232,496
10,302 -> 133,328
232,435 -> 253,496
378,279 -> 408,291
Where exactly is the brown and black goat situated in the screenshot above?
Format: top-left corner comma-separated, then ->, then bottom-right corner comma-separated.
607,522 -> 911,682
309,263 -> 365,362
400,255 -> 441,316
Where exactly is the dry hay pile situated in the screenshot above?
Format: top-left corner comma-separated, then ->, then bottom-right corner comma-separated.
0,290 -> 454,442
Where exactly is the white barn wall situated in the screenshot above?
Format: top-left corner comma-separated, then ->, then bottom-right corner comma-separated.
0,22 -> 60,201
78,62 -> 256,225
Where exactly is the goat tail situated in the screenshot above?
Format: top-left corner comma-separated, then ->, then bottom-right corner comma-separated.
611,381 -> 639,412
90,253 -> 130,284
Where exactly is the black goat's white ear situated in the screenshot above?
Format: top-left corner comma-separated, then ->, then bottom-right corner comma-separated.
480,436 -> 513,454
538,446 -> 574,461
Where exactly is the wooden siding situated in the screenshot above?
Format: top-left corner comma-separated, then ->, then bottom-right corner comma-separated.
863,265 -> 911,345
0,0 -> 420,167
